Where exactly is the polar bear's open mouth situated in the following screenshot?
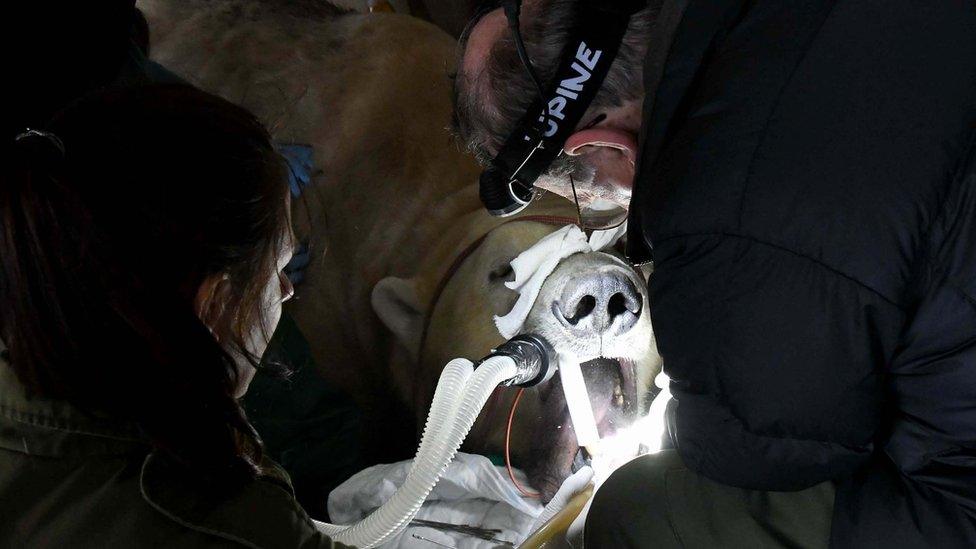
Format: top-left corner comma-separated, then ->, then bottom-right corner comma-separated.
580,356 -> 639,438
524,353 -> 644,500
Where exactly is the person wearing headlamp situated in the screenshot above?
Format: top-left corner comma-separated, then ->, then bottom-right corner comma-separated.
453,0 -> 976,547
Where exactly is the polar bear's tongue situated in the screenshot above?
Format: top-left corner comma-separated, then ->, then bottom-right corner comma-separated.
493,223 -> 628,340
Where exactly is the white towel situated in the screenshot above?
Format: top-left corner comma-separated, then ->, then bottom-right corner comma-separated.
327,452 -> 544,548
494,223 -> 628,339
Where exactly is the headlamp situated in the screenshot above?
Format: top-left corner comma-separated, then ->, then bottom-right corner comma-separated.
479,0 -> 647,218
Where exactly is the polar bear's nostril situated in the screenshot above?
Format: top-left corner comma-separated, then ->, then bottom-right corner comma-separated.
607,292 -> 629,318
606,286 -> 642,335
610,288 -> 643,317
610,287 -> 643,334
564,295 -> 597,325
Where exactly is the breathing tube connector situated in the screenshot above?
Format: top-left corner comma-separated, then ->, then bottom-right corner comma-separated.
315,334 -> 556,548
488,333 -> 556,388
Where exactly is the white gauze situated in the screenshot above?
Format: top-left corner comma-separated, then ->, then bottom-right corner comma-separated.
494,223 -> 628,339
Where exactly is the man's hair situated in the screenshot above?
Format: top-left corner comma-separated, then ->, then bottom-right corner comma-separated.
452,0 -> 659,171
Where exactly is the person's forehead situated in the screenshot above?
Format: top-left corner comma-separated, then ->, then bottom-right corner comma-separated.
461,8 -> 508,83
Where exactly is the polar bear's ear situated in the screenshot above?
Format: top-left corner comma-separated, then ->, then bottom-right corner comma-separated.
372,277 -> 424,361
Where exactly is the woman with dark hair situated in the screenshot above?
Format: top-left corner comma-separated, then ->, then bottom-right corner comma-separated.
0,84 -> 343,548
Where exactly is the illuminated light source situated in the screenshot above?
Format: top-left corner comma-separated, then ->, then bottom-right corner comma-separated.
590,371 -> 672,486
557,351 -> 602,453
541,370 -> 673,544
555,348 -> 672,486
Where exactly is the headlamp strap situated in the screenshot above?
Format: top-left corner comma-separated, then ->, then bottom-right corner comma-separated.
490,2 -> 641,189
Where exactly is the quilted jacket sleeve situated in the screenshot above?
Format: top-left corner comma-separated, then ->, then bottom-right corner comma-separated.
650,231 -> 904,491
882,142 -> 976,513
829,138 -> 976,548
651,139 -> 976,546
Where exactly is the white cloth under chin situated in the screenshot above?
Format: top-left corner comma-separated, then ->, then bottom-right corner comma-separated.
328,453 -> 544,548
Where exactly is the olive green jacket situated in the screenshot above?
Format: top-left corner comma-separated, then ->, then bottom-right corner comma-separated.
0,349 -> 343,548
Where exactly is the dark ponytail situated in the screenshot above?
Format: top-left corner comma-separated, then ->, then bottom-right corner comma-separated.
0,85 -> 290,485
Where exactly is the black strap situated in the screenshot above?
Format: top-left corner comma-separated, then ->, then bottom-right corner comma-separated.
485,1 -> 645,200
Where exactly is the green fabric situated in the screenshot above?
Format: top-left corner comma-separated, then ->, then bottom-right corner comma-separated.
0,344 -> 341,548
585,450 -> 835,548
244,313 -> 364,521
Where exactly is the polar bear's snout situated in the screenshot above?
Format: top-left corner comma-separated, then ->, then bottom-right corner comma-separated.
552,269 -> 643,337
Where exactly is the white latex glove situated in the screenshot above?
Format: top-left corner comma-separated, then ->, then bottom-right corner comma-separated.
526,466 -> 595,535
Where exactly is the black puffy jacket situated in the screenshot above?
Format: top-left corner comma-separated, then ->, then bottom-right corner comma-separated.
626,0 -> 976,546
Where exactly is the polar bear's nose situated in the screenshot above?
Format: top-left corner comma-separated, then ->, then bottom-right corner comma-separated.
553,271 -> 643,336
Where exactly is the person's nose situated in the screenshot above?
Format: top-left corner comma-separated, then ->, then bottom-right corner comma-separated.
279,271 -> 295,303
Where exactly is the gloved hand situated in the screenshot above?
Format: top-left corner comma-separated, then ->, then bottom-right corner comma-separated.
284,241 -> 310,286
276,143 -> 315,199
527,466 -> 594,535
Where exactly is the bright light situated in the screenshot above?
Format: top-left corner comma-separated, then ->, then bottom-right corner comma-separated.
558,351 -> 602,450
552,347 -> 672,487
591,371 -> 671,487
